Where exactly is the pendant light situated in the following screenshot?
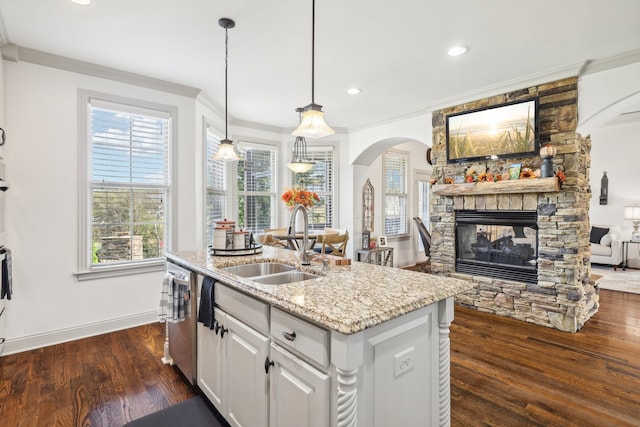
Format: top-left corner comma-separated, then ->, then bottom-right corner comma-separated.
288,107 -> 315,173
213,18 -> 240,161
292,0 -> 335,139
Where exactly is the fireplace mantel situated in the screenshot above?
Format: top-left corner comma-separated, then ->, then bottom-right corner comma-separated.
432,177 -> 559,196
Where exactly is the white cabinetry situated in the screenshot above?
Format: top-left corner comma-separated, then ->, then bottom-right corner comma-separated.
269,307 -> 330,427
269,343 -> 330,427
198,284 -> 270,427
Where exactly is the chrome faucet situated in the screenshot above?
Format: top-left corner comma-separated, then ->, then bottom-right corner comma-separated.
288,204 -> 311,266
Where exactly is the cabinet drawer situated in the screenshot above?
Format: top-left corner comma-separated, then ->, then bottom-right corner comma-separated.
214,282 -> 269,335
270,307 -> 329,368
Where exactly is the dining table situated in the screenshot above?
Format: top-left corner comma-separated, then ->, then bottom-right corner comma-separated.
273,229 -> 339,251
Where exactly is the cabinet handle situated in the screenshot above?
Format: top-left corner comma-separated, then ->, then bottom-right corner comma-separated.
264,357 -> 274,374
282,331 -> 296,341
0,128 -> 5,146
214,321 -> 221,335
220,326 -> 229,338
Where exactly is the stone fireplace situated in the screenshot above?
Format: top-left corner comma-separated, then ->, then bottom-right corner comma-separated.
429,77 -> 598,332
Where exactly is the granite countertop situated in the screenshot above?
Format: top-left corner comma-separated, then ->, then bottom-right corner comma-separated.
167,246 -> 473,335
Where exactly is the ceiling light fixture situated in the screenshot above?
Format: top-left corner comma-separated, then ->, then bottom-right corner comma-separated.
213,18 -> 240,161
292,0 -> 335,139
447,45 -> 468,57
70,0 -> 91,4
288,108 -> 315,173
347,87 -> 361,95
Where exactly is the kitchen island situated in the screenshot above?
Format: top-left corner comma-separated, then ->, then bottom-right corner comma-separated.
167,246 -> 472,427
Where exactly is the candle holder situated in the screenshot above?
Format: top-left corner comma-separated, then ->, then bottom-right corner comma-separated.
540,144 -> 557,178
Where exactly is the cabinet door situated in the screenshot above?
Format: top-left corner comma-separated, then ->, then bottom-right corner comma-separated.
269,343 -> 330,427
197,308 -> 226,412
225,313 -> 270,427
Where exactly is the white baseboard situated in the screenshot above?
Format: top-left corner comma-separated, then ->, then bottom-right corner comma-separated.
0,311 -> 158,356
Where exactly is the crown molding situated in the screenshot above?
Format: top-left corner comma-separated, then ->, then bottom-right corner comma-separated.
579,49 -> 640,76
1,44 -> 201,98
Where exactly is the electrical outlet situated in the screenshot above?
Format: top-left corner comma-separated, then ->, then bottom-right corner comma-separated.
394,347 -> 415,378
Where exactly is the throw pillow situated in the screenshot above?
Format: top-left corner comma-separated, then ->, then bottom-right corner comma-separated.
600,234 -> 612,247
590,226 -> 609,244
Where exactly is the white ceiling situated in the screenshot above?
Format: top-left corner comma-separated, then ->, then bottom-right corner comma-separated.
1,0 -> 639,132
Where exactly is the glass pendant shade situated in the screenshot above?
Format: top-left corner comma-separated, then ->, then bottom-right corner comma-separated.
292,105 -> 335,139
213,139 -> 240,161
288,161 -> 314,173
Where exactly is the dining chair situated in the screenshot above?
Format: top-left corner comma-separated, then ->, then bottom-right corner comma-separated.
262,228 -> 288,248
319,232 -> 349,257
413,217 -> 431,257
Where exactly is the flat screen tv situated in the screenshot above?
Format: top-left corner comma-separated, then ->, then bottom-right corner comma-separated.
446,98 -> 539,164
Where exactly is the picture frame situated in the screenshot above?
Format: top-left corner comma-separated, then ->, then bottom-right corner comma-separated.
362,230 -> 371,250
446,98 -> 539,163
509,163 -> 522,180
378,236 -> 387,247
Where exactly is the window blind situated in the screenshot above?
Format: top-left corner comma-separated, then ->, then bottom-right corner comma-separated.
89,100 -> 170,265
291,146 -> 334,230
205,126 -> 227,247
384,152 -> 409,236
238,143 -> 277,233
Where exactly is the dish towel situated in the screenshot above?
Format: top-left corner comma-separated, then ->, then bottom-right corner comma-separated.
1,248 -> 12,300
158,271 -> 190,323
197,276 -> 216,329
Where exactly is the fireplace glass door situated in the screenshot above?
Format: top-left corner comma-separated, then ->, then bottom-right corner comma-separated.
456,210 -> 538,283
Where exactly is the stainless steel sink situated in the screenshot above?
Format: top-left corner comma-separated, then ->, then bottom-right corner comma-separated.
222,262 -> 295,277
250,270 -> 320,285
222,262 -> 320,285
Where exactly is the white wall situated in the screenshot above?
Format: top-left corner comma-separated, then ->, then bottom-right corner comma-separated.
3,60 -> 197,354
589,119 -> 640,265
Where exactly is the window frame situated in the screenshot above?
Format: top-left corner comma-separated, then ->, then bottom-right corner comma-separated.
203,120 -> 230,248
289,143 -> 337,231
236,140 -> 279,234
383,149 -> 410,240
76,90 -> 176,280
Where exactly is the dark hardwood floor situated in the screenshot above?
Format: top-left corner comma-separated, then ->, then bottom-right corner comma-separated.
1,289 -> 638,426
0,322 -> 197,426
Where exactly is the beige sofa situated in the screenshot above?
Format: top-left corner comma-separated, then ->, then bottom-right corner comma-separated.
590,224 -> 622,270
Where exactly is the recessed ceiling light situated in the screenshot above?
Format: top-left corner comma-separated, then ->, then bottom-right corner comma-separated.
447,45 -> 468,57
347,87 -> 361,95
70,0 -> 91,5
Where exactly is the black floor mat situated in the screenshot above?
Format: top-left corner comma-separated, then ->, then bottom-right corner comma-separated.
124,395 -> 225,427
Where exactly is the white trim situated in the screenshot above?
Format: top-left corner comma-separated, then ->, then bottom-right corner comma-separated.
0,310 -> 158,356
74,259 -> 165,281
5,44 -> 200,98
77,89 -> 178,276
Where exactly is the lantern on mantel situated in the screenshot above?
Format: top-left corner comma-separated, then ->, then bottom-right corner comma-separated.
540,144 -> 557,178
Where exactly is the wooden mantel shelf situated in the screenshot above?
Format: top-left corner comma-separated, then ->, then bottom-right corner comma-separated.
432,177 -> 559,196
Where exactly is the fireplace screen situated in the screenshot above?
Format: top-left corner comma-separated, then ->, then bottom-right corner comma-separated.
456,210 -> 538,283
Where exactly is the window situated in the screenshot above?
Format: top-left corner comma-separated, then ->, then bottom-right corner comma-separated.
205,125 -> 227,247
237,142 -> 278,233
291,145 -> 335,231
384,151 -> 409,236
78,92 -> 174,279
416,172 -> 431,251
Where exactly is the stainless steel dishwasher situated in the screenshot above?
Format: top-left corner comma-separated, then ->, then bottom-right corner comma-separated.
165,261 -> 198,385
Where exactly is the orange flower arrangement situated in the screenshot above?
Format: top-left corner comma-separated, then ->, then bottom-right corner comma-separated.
519,168 -> 537,179
281,187 -> 321,210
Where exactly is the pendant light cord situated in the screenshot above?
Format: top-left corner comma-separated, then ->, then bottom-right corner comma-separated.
224,25 -> 229,140
311,0 -> 315,105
